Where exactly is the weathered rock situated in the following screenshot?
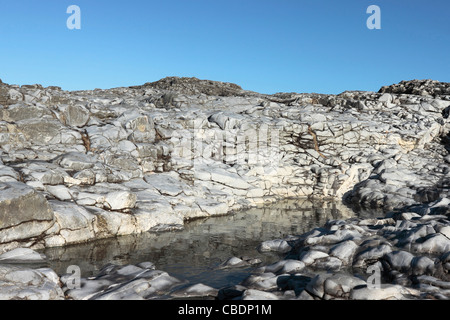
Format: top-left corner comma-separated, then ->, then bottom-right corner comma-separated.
305,273 -> 333,299
210,168 -> 251,190
255,259 -> 305,274
45,201 -> 96,246
0,248 -> 46,263
0,265 -> 64,300
382,251 -> 415,273
103,191 -> 137,211
0,77 -> 450,300
171,283 -> 219,299
349,284 -> 419,300
241,273 -> 279,291
63,105 -> 90,127
411,256 -> 436,276
131,76 -> 246,97
257,239 -> 292,253
242,289 -> 279,300
323,274 -> 366,299
54,152 -> 96,171
0,182 -> 54,245
1,104 -> 52,122
353,243 -> 393,268
218,256 -> 261,269
17,120 -> 62,145
379,79 -> 450,97
62,263 -> 182,300
329,240 -> 359,265
0,87 -> 23,106
411,233 -> 450,254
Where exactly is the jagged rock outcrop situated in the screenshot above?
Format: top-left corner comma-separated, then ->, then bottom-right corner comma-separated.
130,76 -> 248,97
379,79 -> 450,97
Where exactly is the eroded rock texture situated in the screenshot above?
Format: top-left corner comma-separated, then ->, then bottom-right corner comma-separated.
1,77 -> 450,300
0,77 -> 449,253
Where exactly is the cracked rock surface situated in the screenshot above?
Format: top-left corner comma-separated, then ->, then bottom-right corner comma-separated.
0,77 -> 449,299
0,77 -> 449,250
218,198 -> 450,300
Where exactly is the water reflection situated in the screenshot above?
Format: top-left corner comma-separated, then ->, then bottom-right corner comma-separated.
42,199 -> 379,288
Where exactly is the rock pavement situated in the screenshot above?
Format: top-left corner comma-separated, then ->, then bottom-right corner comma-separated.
0,77 -> 449,299
218,198 -> 450,300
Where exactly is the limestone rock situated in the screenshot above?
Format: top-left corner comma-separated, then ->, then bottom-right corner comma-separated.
54,152 -> 96,171
379,79 -> 450,97
103,191 -> 137,211
0,182 -> 54,244
63,105 -> 90,127
323,274 -> 366,299
242,289 -> 279,300
0,248 -> 46,263
131,76 -> 245,97
257,239 -> 292,253
171,283 -> 219,299
62,263 -> 182,300
0,77 -> 450,301
0,265 -> 64,300
349,284 -> 419,300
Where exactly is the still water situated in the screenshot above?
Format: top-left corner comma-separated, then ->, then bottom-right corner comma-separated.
42,199 -> 380,289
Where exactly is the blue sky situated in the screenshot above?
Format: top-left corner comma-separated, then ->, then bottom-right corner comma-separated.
0,0 -> 449,94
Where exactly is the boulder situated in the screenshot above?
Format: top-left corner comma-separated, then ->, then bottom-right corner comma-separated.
0,248 -> 46,263
349,284 -> 419,300
54,152 -> 96,170
329,240 -> 359,264
411,233 -> 450,254
62,263 -> 182,300
257,239 -> 291,253
0,265 -> 64,300
323,274 -> 366,299
104,191 -> 137,211
0,182 -> 54,244
63,105 -> 90,127
382,251 -> 415,272
171,283 -> 219,299
242,289 -> 279,300
17,120 -> 62,145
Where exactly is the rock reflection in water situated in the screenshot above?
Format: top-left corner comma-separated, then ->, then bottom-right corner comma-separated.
42,199 -> 367,288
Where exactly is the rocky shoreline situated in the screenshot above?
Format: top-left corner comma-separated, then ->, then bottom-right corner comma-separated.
0,77 -> 449,299
0,198 -> 449,300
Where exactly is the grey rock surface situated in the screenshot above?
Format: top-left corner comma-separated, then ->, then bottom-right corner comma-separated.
222,198 -> 449,300
0,264 -> 64,300
0,77 -> 450,299
0,182 -> 54,244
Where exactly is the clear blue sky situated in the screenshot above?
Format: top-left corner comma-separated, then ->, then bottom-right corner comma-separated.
0,0 -> 449,94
